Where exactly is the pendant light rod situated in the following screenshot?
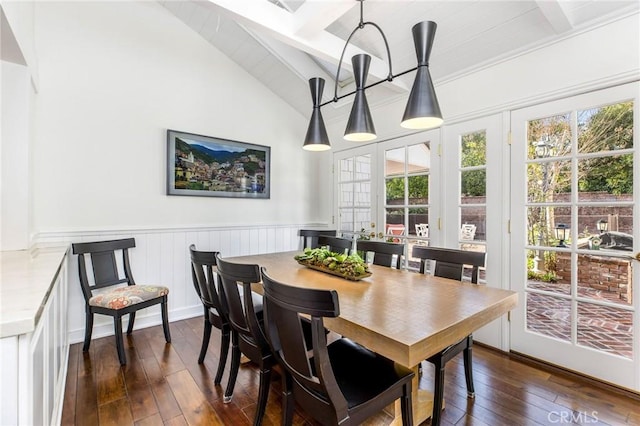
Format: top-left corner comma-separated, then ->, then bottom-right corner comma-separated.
333,0 -> 393,102
319,65 -> 418,109
302,0 -> 443,150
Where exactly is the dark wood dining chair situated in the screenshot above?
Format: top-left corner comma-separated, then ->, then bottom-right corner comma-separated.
72,238 -> 171,365
411,246 -> 486,426
299,229 -> 337,249
317,235 -> 353,254
189,245 -> 230,385
261,268 -> 414,426
356,240 -> 405,268
214,254 -> 270,425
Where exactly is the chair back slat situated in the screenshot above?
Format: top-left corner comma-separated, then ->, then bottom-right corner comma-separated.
299,229 -> 337,249
189,245 -> 224,313
72,239 -> 137,299
356,240 -> 404,269
317,235 -> 352,254
215,254 -> 267,349
90,251 -> 122,286
412,246 -> 486,283
261,268 -> 346,416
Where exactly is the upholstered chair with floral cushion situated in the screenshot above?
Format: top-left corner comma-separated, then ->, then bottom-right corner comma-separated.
72,238 -> 171,365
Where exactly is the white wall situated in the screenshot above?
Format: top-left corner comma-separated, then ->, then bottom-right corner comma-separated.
1,61 -> 30,250
12,1 -> 331,341
31,1 -> 321,234
327,13 -> 640,151
1,1 -> 39,88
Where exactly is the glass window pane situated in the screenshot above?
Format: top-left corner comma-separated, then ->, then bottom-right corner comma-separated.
339,209 -> 354,233
355,155 -> 371,180
461,131 -> 486,167
340,158 -> 353,181
527,113 -> 572,159
460,207 -> 484,242
461,169 -> 486,197
354,209 -> 372,233
526,249 -> 570,294
353,182 -> 370,206
578,154 -> 633,201
339,183 -> 352,207
407,175 -> 428,204
577,302 -> 633,359
578,101 -> 633,153
526,293 -> 571,341
386,177 -> 404,204
409,208 -> 429,236
385,148 -> 405,176
385,208 -> 405,229
577,254 -> 632,306
577,204 -> 634,250
527,206 -> 571,247
527,159 -> 571,203
407,142 -> 430,174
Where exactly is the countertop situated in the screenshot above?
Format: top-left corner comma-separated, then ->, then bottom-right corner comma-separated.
0,246 -> 69,338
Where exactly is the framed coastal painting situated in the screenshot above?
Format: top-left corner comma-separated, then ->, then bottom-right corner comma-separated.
167,129 -> 270,198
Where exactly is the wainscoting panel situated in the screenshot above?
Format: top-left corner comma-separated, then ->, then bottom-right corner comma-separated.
35,224 -> 327,345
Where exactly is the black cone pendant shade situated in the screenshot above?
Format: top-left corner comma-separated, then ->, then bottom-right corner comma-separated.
344,54 -> 376,142
401,21 -> 443,129
303,78 -> 331,151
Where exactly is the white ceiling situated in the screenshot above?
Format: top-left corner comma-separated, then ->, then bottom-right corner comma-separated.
159,0 -> 639,123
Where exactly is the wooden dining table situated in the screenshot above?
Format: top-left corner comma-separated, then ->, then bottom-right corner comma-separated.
228,251 -> 518,425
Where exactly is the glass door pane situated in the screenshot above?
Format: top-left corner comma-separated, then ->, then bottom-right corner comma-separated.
337,154 -> 372,235
511,82 -> 639,390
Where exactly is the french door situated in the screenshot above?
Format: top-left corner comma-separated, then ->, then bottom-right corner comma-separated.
376,129 -> 441,252
333,145 -> 377,237
510,82 -> 640,390
441,114 -> 507,348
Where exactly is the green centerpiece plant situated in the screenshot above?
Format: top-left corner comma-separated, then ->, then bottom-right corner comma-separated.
294,247 -> 371,280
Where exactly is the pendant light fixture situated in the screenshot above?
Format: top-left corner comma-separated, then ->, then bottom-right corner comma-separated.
303,78 -> 331,151
302,0 -> 443,151
344,54 -> 376,141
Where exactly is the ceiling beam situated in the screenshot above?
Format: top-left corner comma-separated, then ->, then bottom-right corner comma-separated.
202,0 -> 407,92
292,1 -> 354,39
536,0 -> 573,34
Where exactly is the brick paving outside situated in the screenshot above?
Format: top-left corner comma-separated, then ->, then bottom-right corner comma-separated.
526,280 -> 634,359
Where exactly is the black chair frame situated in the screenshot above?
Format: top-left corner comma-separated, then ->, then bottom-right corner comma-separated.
356,240 -> 405,269
215,254 -> 271,426
189,245 -> 230,385
299,229 -> 337,249
261,268 -> 414,426
72,238 -> 171,365
317,235 -> 353,254
411,246 -> 486,426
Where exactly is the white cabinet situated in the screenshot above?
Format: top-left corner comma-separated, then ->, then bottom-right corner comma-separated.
0,247 -> 69,426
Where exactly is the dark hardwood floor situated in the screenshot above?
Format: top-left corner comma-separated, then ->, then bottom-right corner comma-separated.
61,317 -> 640,426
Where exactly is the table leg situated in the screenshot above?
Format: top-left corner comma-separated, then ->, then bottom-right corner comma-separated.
388,364 -> 436,425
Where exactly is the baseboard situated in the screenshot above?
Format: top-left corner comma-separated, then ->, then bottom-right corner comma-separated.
68,305 -> 202,345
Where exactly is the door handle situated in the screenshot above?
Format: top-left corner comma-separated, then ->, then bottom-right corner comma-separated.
635,252 -> 640,262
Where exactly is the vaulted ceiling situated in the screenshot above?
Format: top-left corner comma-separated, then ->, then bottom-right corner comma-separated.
159,0 -> 639,123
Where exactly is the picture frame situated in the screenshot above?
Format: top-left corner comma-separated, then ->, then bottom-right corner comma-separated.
167,129 -> 270,199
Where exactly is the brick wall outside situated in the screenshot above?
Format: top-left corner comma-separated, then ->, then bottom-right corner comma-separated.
556,253 -> 631,303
